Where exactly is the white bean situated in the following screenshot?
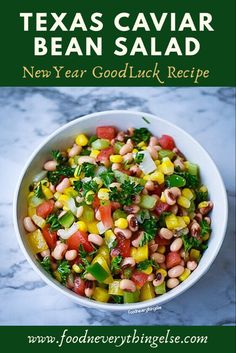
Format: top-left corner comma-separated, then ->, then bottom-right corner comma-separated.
145,180 -> 155,191
151,252 -> 165,264
68,144 -> 82,157
65,250 -> 77,261
167,278 -> 180,289
111,163 -> 121,171
119,143 -> 133,156
78,156 -> 96,165
88,233 -> 104,246
56,178 -> 71,193
147,146 -> 158,160
168,265 -> 184,278
170,238 -> 183,252
44,160 -> 57,171
51,243 -> 68,260
120,279 -> 136,292
187,260 -> 198,271
23,217 -> 37,232
121,257 -> 136,268
149,136 -> 158,146
49,183 -> 56,193
159,228 -> 174,240
55,201 -> 63,209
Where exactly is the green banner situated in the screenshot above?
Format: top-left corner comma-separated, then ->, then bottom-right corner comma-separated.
0,326 -> 235,352
0,0 -> 235,86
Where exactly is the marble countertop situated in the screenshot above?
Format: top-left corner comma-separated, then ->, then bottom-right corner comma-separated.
0,87 -> 235,326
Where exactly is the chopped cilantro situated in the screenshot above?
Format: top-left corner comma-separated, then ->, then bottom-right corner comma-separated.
40,256 -> 52,274
200,219 -> 211,237
47,165 -> 75,185
110,180 -> 143,206
111,255 -> 122,272
46,213 -> 61,231
34,183 -> 44,199
131,127 -> 151,144
137,259 -> 159,271
134,152 -> 144,164
57,260 -> 71,283
100,169 -> 115,187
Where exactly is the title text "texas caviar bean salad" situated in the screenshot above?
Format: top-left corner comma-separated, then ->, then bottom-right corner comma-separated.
24,125 -> 213,303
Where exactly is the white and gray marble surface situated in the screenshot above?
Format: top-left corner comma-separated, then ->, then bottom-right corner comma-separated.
0,87 -> 235,325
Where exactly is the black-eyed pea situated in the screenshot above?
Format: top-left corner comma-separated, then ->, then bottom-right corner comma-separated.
40,249 -> 50,257
23,216 -> 37,232
44,160 -> 57,171
68,144 -> 82,157
159,228 -> 174,240
56,178 -> 71,193
51,242 -> 68,260
65,250 -> 78,261
166,278 -> 180,289
168,265 -> 184,278
187,260 -> 198,271
151,252 -> 165,264
120,279 -> 136,292
170,238 -> 183,252
88,233 -> 104,246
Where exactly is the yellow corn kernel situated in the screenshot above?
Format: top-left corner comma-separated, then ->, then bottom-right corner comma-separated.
177,196 -> 191,209
53,191 -> 61,200
182,188 -> 194,200
68,157 -> 75,166
142,266 -> 153,275
157,268 -> 167,277
85,190 -> 95,205
202,233 -> 210,241
72,264 -> 82,273
90,149 -> 100,158
137,141 -> 146,147
183,216 -> 190,225
160,192 -> 166,203
110,155 -> 123,163
199,185 -> 208,193
114,218 -> 128,229
165,214 -> 179,230
75,133 -> 88,147
41,185 -> 54,200
87,221 -> 99,234
105,230 -> 115,243
132,148 -> 138,153
98,188 -> 110,200
161,157 -> 174,175
141,146 -> 147,150
179,268 -> 191,282
158,245 -> 166,254
151,171 -> 164,184
155,160 -> 161,166
93,287 -> 110,303
131,244 -> 148,263
77,221 -> 88,232
198,201 -> 208,209
58,195 -> 69,210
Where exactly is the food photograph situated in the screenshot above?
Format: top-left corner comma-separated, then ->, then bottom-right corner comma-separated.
0,87 -> 235,325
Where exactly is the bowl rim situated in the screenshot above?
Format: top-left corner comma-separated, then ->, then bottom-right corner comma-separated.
13,109 -> 228,312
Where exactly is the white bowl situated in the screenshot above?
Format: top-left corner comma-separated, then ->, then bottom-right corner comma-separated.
13,110 -> 228,311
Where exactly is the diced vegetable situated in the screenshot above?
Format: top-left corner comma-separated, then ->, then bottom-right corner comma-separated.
91,139 -> 110,150
28,229 -> 48,254
93,287 -> 110,302
57,222 -> 78,240
108,280 -> 124,296
42,226 -> 57,249
185,161 -> 199,176
73,277 -> 86,296
86,262 -> 109,283
140,282 -> 155,301
158,149 -> 175,160
139,195 -> 157,209
139,150 -> 157,174
67,230 -> 94,252
131,245 -> 148,263
131,271 -> 149,288
96,126 -> 116,140
58,211 -> 75,228
99,204 -> 113,228
166,252 -> 182,269
158,135 -> 175,150
36,199 -> 54,218
154,282 -> 166,295
166,174 -> 186,188
123,290 -> 140,303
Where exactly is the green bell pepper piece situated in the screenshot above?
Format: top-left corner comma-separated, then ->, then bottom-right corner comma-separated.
114,141 -> 124,153
185,161 -> 199,176
91,139 -> 110,150
113,170 -> 146,186
154,281 -> 166,295
139,195 -> 157,209
112,209 -> 127,220
86,262 -> 110,283
158,149 -> 175,160
58,211 -> 75,228
166,174 -> 186,188
123,290 -> 140,303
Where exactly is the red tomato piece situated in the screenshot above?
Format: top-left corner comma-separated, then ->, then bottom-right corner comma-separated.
67,231 -> 94,253
96,146 -> 114,164
36,200 -> 54,219
158,135 -> 175,150
92,195 -> 100,210
131,271 -> 148,288
73,277 -> 86,296
99,204 -> 113,228
166,252 -> 182,269
96,126 -> 117,140
155,201 -> 170,216
42,225 -> 57,249
154,235 -> 171,246
116,234 -> 131,258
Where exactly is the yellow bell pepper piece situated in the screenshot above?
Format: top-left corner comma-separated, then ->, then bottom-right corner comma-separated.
165,214 -> 179,230
93,287 -> 110,302
131,244 -> 148,263
142,266 -> 153,275
92,254 -> 113,284
108,280 -> 124,296
97,245 -> 110,265
161,157 -> 174,175
87,221 -> 99,234
190,249 -> 201,262
28,206 -> 36,218
179,268 -> 191,282
27,229 -> 48,254
31,214 -> 46,229
140,282 -> 155,301
63,187 -> 78,198
41,185 -> 54,199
